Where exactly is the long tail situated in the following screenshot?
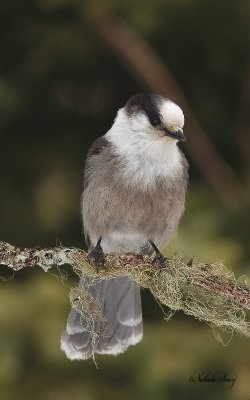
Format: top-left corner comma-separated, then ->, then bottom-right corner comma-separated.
61,276 -> 143,360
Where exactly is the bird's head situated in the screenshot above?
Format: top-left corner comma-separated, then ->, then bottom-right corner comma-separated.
122,93 -> 186,142
106,93 -> 187,184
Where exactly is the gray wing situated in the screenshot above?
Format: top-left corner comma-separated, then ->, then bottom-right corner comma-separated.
83,136 -> 110,249
83,136 -> 110,190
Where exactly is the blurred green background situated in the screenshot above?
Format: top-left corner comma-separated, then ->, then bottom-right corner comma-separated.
0,0 -> 249,399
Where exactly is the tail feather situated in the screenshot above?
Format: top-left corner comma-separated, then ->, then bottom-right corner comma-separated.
61,329 -> 94,360
66,308 -> 85,334
117,281 -> 142,326
61,276 -> 143,360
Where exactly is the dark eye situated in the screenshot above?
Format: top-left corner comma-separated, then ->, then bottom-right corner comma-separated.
150,115 -> 161,126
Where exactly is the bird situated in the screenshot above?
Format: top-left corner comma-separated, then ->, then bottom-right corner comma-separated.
61,93 -> 189,360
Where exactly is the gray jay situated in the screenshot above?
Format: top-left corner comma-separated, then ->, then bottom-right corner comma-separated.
61,93 -> 189,360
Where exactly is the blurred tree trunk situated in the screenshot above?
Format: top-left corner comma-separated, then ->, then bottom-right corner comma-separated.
237,61 -> 250,180
82,6 -> 243,208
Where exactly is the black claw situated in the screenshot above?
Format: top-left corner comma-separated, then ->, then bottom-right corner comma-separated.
153,252 -> 166,268
149,241 -> 167,269
89,237 -> 105,272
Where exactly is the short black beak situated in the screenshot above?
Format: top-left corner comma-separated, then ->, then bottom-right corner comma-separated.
163,128 -> 186,142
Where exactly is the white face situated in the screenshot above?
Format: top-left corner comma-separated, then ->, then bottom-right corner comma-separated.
106,95 -> 185,187
124,98 -> 185,141
108,95 -> 186,147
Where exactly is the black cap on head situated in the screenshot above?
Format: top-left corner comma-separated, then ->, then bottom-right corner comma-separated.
125,93 -> 167,127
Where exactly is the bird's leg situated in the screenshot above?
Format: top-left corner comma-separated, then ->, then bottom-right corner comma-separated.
89,236 -> 105,272
149,241 -> 166,268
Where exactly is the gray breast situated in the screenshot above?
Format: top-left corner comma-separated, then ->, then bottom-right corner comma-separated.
82,137 -> 188,252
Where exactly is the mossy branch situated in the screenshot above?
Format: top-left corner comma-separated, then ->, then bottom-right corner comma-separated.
0,240 -> 250,341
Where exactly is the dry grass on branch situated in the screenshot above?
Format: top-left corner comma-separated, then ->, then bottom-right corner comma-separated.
71,252 -> 250,343
1,240 -> 250,344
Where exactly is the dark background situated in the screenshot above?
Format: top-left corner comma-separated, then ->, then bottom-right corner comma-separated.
0,0 -> 249,399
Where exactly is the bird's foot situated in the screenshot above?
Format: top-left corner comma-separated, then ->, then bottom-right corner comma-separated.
149,241 -> 167,269
89,237 -> 105,272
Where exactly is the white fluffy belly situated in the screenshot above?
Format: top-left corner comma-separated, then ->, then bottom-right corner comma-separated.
97,231 -> 149,254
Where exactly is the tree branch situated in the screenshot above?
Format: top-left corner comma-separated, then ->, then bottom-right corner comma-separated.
0,240 -> 249,341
